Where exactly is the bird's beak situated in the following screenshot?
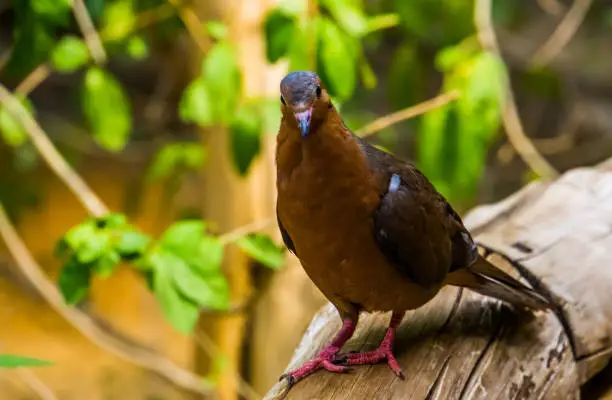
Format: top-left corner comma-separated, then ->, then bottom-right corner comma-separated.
294,108 -> 312,138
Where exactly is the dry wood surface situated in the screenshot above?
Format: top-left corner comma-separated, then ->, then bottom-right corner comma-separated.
265,161 -> 612,400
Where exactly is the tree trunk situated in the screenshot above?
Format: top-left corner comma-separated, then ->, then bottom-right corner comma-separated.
265,159 -> 612,399
192,1 -> 282,399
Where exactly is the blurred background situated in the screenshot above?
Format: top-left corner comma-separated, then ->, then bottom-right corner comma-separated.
0,0 -> 611,399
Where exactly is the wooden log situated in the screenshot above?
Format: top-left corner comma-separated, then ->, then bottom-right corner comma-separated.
265,162 -> 612,399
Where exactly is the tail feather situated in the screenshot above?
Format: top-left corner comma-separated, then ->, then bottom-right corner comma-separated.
447,255 -> 552,310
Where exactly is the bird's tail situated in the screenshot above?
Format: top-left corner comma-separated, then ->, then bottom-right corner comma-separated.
447,254 -> 552,310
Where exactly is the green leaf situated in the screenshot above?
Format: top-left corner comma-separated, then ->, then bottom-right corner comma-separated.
435,40 -> 478,73
64,221 -> 97,251
287,22 -> 311,71
115,230 -> 150,258
50,36 -> 90,73
320,0 -> 368,37
0,355 -> 53,368
58,258 -> 91,304
179,78 -> 214,127
318,19 -> 357,101
160,220 -> 206,249
6,9 -> 55,77
206,21 -> 228,40
85,0 -> 105,23
201,42 -> 241,123
261,97 -> 282,134
365,14 -> 400,34
230,102 -> 262,175
100,1 -> 136,41
193,236 -> 224,274
82,67 -> 132,152
148,142 -> 205,180
159,221 -> 224,275
170,253 -> 230,311
0,97 -> 34,147
76,231 -> 110,263
264,9 -> 296,63
93,250 -> 121,278
96,213 -> 127,229
32,0 -> 72,26
236,234 -> 285,270
125,36 -> 149,60
388,43 -> 424,110
150,252 -> 200,333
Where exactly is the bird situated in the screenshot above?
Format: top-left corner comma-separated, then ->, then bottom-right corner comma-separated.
275,70 -> 552,389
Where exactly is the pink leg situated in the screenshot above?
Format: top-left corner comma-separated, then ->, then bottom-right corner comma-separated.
280,318 -> 357,386
335,311 -> 405,379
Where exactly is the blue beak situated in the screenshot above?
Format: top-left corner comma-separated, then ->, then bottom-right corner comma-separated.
295,109 -> 312,138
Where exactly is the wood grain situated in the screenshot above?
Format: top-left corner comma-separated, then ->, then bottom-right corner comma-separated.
265,163 -> 612,400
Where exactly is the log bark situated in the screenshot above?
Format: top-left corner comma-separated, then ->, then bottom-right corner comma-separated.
264,160 -> 612,399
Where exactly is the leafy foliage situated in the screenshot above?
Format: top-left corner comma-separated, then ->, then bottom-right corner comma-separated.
263,0 -> 396,101
50,36 -> 91,73
0,355 -> 53,368
0,96 -> 35,147
148,143 -> 206,181
3,0 -> 528,337
236,234 -> 285,270
418,46 -> 506,204
82,67 -> 132,152
230,102 -> 263,175
56,216 -> 232,333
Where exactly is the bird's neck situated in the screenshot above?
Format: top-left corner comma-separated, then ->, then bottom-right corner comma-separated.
276,108 -> 364,179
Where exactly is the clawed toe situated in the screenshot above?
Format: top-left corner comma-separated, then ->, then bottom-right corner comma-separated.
334,348 -> 404,378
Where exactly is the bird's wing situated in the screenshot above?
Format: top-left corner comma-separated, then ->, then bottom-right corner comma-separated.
360,140 -> 477,287
359,140 -> 551,310
276,207 -> 296,254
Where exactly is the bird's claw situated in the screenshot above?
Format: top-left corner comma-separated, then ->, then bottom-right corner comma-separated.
278,352 -> 351,390
333,348 -> 405,379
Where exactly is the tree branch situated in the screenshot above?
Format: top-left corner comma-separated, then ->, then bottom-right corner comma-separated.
15,369 -> 58,400
474,0 -> 559,180
0,84 -> 109,217
72,0 -> 107,64
0,202 -> 212,396
530,0 -> 592,68
537,0 -> 565,15
167,0 -> 210,53
355,91 -> 461,138
15,64 -> 50,97
218,218 -> 275,245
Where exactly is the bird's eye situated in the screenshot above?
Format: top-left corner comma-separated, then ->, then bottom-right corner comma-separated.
315,86 -> 322,97
280,96 -> 286,105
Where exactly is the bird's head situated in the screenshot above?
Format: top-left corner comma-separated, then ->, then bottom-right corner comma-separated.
280,71 -> 332,138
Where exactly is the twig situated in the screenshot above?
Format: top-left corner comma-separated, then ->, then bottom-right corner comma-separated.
497,103 -> 583,164
218,218 -> 275,245
356,91 -> 461,138
194,331 -> 261,400
15,369 -> 58,400
167,0 -> 210,53
72,0 -> 107,64
474,0 -> 559,180
530,0 -> 592,68
15,64 -> 51,96
0,202 -> 212,396
537,0 -> 565,15
0,84 -> 109,216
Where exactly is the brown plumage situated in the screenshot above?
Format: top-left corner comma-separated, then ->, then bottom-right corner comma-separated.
275,71 -> 551,389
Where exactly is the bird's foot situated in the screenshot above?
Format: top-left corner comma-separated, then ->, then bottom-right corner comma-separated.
333,328 -> 404,379
280,345 -> 350,388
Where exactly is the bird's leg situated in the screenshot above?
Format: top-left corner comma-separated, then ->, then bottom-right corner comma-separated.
280,317 -> 357,386
334,311 -> 405,379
